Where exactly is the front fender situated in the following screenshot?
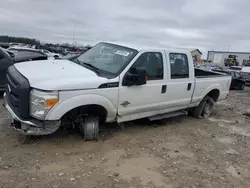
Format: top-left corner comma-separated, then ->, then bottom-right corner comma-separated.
45,94 -> 117,121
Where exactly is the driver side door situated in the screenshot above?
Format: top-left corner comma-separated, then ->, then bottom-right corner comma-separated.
117,50 -> 167,123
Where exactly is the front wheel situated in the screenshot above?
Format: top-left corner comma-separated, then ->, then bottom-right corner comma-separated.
79,116 -> 99,141
192,96 -> 215,119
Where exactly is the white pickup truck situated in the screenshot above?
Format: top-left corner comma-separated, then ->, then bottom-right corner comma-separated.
3,42 -> 231,140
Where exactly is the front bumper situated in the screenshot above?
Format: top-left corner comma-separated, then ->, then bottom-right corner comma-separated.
3,93 -> 61,136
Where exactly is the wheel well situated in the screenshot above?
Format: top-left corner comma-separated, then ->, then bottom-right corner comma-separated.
207,89 -> 220,102
62,105 -> 108,125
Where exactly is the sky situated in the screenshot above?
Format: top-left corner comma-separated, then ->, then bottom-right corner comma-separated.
0,0 -> 250,56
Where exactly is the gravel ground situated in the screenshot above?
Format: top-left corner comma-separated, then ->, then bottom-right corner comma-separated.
1,89 -> 250,188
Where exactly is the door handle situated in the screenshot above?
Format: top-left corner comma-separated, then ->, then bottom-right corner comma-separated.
161,85 -> 167,93
187,83 -> 192,91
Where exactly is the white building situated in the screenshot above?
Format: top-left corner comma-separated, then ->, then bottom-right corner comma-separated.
188,49 -> 203,62
207,51 -> 250,65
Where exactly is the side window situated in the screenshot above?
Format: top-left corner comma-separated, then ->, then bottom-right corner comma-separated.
169,53 -> 189,79
131,52 -> 163,80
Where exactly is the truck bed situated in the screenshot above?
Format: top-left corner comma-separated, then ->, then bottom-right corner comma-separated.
190,68 -> 231,105
195,68 -> 227,78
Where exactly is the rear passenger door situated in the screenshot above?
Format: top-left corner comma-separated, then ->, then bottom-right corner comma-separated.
165,52 -> 194,107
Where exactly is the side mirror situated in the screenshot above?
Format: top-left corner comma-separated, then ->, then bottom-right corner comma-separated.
123,67 -> 147,86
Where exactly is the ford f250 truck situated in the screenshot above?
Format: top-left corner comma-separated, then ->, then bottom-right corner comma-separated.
3,42 -> 231,140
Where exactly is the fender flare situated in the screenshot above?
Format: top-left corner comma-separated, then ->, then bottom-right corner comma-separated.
45,94 -> 117,121
192,83 -> 221,104
201,83 -> 221,101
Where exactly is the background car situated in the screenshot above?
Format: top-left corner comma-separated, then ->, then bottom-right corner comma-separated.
8,46 -> 43,54
0,47 -> 48,91
240,67 -> 250,84
213,69 -> 245,90
0,47 -> 14,91
40,49 -> 61,59
200,63 -> 223,71
229,66 -> 242,71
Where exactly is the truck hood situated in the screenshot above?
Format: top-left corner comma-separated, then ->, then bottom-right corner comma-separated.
14,59 -> 109,90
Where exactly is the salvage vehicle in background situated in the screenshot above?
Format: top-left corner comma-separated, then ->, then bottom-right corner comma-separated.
3,42 -> 231,140
40,49 -> 61,59
8,46 -> 44,54
240,67 -> 250,84
224,55 -> 239,66
213,69 -> 245,90
0,47 -> 47,91
229,66 -> 242,71
200,63 -> 223,71
242,57 -> 250,66
0,47 -> 14,91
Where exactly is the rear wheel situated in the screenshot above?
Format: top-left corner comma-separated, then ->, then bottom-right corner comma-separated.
192,96 -> 215,119
79,116 -> 99,141
240,83 -> 245,90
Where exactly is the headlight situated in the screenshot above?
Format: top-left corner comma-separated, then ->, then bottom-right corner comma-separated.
30,89 -> 58,120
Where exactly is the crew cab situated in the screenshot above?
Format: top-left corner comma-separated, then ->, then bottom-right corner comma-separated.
3,42 -> 231,140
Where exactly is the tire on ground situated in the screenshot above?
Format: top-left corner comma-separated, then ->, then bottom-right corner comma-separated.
80,116 -> 99,141
192,96 -> 215,119
240,83 -> 245,90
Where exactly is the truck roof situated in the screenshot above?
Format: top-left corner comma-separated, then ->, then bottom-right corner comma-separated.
139,48 -> 190,54
103,42 -> 191,55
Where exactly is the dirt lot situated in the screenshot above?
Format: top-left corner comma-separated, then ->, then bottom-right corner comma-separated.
1,89 -> 250,188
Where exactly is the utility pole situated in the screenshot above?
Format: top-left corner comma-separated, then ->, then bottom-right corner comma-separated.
73,24 -> 76,45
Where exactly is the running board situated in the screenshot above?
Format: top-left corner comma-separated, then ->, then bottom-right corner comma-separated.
149,110 -> 188,121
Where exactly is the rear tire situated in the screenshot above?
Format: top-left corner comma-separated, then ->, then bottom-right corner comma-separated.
192,96 -> 215,119
79,116 -> 99,141
240,83 -> 245,90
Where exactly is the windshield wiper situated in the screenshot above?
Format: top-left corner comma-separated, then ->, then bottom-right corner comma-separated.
83,62 -> 100,74
74,58 -> 80,64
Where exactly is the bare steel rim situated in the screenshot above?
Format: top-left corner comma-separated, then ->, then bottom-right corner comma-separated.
83,116 -> 99,141
202,100 -> 213,118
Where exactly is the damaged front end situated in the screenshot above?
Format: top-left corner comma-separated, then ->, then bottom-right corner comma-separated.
3,93 -> 61,136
